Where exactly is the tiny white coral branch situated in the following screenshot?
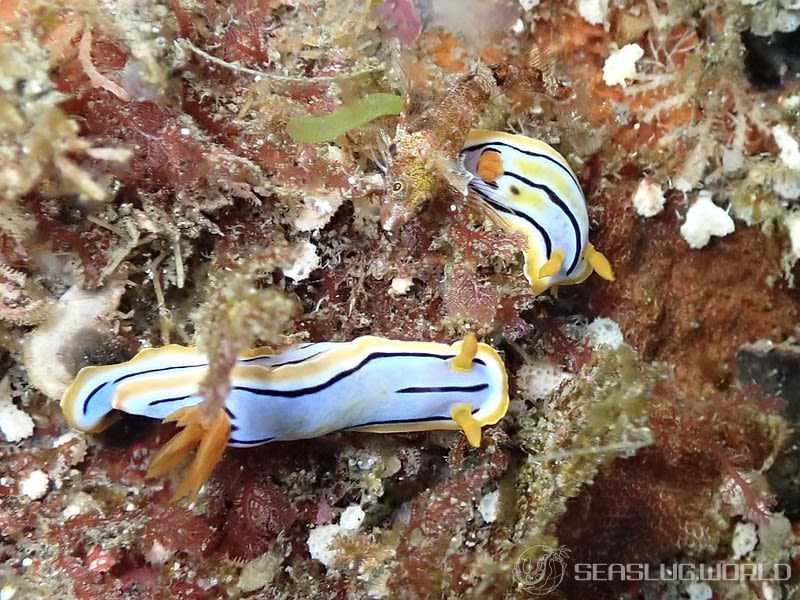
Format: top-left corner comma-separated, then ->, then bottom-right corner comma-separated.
85,147 -> 133,162
603,44 -> 644,87
680,191 -> 734,249
79,27 -> 132,102
53,154 -> 106,201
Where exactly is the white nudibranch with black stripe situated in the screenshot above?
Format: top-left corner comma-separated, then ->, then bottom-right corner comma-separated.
61,334 -> 508,502
461,129 -> 615,294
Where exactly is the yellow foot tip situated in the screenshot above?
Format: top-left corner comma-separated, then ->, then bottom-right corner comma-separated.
585,243 -> 615,282
450,403 -> 482,447
538,250 -> 565,279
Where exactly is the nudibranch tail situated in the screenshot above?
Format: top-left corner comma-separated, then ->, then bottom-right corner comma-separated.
461,129 -> 615,294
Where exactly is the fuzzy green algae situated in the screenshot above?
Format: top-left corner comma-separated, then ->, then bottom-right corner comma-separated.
287,93 -> 404,143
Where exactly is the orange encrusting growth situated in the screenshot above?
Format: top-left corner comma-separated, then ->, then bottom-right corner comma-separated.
146,405 -> 232,503
427,30 -> 467,72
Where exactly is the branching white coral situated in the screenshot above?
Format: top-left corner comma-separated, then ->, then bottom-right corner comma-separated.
748,0 -> 800,36
307,505 -> 366,568
632,177 -> 666,217
772,124 -> 800,170
782,212 -> 800,285
576,0 -> 609,25
680,191 -> 735,249
293,191 -> 345,232
283,240 -> 320,281
19,469 -> 49,500
603,43 -> 644,87
517,361 -> 571,400
671,131 -> 715,193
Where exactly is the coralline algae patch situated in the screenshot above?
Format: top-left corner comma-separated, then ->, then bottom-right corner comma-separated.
1,0 -> 800,599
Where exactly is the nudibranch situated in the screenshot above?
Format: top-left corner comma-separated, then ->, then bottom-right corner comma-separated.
461,129 -> 615,294
61,335 -> 508,502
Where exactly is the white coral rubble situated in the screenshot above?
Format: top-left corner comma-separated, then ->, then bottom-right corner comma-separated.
603,43 -> 644,87
680,192 -> 735,249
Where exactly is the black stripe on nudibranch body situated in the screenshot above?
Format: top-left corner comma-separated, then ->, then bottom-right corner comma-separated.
469,184 -> 554,258
81,361 -> 208,416
235,351 -> 488,398
395,383 -> 490,394
81,385 -> 110,416
462,139 -> 582,191
346,406 -> 481,431
502,170 -> 583,275
239,343 -> 341,367
230,434 -> 275,446
91,346 -> 489,412
82,347 -> 333,416
465,143 -> 584,276
149,394 -> 193,407
240,351 -> 323,367
144,356 -> 491,406
229,408 -> 484,446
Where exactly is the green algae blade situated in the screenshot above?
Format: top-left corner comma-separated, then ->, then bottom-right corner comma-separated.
287,93 -> 404,143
